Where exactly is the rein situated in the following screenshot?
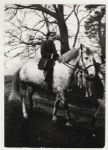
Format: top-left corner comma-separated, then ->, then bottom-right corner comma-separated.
63,62 -> 76,70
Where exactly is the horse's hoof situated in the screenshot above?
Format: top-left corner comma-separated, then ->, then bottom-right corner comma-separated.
65,121 -> 72,127
23,113 -> 29,119
52,116 -> 58,123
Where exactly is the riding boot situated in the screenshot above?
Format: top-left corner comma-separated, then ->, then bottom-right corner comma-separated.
45,67 -> 53,91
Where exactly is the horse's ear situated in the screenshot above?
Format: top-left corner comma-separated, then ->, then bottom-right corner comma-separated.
93,58 -> 96,64
80,43 -> 83,50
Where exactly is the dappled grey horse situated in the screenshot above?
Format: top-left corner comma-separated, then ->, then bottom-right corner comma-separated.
9,44 -> 96,126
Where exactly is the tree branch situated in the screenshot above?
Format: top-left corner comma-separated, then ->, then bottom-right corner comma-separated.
80,8 -> 95,23
65,9 -> 74,21
22,25 -> 46,36
53,5 -> 58,14
13,4 -> 58,19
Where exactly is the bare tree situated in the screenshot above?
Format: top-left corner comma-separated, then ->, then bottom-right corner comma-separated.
72,5 -> 95,47
5,4 -> 74,55
84,5 -> 105,63
5,4 -> 95,58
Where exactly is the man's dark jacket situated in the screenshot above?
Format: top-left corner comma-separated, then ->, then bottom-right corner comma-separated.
38,39 -> 58,70
41,39 -> 57,59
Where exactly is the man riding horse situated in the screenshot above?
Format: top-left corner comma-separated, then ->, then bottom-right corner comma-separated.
38,31 -> 59,90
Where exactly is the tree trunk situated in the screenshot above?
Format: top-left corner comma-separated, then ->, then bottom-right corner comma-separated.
6,4 -> 70,55
58,18 -> 70,54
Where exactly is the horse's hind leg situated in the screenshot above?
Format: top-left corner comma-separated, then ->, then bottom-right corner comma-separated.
52,98 -> 60,122
20,83 -> 28,119
21,92 -> 28,119
28,86 -> 34,115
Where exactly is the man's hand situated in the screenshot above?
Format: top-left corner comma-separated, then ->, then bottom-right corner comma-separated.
53,54 -> 59,61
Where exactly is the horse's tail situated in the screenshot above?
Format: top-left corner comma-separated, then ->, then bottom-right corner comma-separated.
9,69 -> 21,101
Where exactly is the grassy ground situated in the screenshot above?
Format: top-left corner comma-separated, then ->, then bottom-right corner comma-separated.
4,75 -> 105,148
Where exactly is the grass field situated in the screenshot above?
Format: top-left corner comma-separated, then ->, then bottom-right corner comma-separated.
4,75 -> 105,148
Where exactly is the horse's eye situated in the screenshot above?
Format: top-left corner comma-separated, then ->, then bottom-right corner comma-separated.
85,57 -> 88,60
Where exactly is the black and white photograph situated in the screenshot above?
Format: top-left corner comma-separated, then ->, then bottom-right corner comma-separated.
3,2 -> 106,148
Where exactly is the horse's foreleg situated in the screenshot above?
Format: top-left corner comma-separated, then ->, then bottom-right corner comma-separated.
64,102 -> 72,126
88,82 -> 92,96
52,98 -> 60,122
77,75 -> 80,87
84,79 -> 89,98
85,89 -> 89,98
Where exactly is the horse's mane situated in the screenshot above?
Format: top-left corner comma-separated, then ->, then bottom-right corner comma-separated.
59,47 -> 80,63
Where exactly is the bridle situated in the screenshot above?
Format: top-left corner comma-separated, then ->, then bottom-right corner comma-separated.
63,47 -> 95,78
79,49 -> 95,76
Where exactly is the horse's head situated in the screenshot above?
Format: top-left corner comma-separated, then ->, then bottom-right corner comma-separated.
79,44 -> 96,79
58,45 -> 96,79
